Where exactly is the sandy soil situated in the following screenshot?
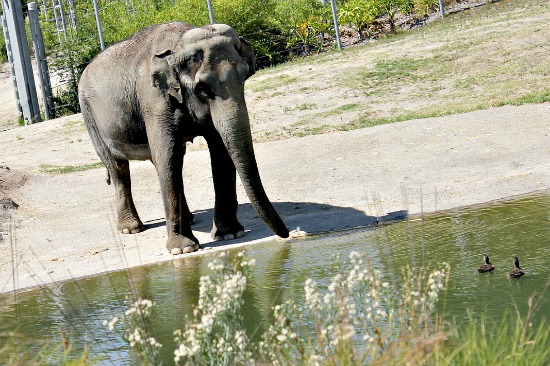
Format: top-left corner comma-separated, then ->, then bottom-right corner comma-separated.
1,100 -> 549,295
0,63 -> 21,130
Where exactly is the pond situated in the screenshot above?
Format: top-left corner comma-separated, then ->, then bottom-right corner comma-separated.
1,193 -> 549,364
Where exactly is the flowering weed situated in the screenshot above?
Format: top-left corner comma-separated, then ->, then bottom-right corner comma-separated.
110,250 -> 453,365
173,251 -> 255,366
260,251 -> 450,365
103,298 -> 162,364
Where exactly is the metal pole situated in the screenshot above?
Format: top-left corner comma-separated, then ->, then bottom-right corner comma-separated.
206,0 -> 214,24
438,0 -> 445,18
28,2 -> 54,120
41,0 -> 47,16
329,0 -> 342,51
1,0 -> 42,124
92,0 -> 105,50
1,13 -> 22,118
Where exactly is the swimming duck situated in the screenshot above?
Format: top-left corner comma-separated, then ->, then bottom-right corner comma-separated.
508,257 -> 524,278
477,254 -> 495,273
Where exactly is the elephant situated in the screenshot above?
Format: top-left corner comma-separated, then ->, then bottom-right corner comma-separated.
78,22 -> 289,254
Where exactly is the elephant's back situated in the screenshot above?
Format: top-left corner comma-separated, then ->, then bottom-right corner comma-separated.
94,22 -> 194,63
81,22 -> 196,94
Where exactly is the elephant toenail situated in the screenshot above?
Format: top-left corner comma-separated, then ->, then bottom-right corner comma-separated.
182,244 -> 198,253
171,248 -> 183,255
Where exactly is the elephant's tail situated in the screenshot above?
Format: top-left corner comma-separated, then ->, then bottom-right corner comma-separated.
79,93 -> 113,186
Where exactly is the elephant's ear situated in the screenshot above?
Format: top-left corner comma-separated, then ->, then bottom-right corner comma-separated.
238,37 -> 256,79
151,50 -> 183,104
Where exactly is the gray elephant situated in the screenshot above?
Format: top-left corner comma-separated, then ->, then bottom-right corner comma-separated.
78,22 -> 289,254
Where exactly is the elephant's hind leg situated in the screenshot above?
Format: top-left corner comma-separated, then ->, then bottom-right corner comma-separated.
110,159 -> 144,234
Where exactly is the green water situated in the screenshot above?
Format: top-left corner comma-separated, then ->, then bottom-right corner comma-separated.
1,194 -> 550,364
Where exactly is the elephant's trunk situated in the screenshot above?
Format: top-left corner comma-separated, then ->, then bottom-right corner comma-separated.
210,95 -> 289,239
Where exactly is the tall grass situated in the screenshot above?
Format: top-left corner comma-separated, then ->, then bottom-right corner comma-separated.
0,330 -> 89,365
2,250 -> 548,364
103,251 -> 550,365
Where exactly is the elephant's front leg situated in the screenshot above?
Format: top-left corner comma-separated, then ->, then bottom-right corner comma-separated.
206,132 -> 245,241
151,134 -> 199,254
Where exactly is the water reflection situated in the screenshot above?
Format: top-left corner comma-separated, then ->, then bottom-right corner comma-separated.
1,194 -> 549,363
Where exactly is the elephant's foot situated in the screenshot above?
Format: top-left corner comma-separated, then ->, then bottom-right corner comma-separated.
213,230 -> 245,241
211,222 -> 245,241
118,216 -> 144,234
167,234 -> 200,255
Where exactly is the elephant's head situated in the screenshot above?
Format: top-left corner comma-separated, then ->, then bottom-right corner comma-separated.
150,24 -> 289,239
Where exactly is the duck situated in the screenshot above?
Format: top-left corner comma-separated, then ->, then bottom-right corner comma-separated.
507,257 -> 524,278
477,254 -> 495,273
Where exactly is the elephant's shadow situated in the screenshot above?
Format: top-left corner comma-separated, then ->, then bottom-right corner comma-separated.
144,202 -> 407,248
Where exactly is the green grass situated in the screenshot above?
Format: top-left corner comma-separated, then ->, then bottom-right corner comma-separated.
283,103 -> 318,113
499,89 -> 550,106
248,74 -> 300,93
359,57 -> 427,82
39,163 -> 103,174
428,313 -> 550,366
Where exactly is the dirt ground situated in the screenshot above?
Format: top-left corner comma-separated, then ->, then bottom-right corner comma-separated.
1,100 -> 549,295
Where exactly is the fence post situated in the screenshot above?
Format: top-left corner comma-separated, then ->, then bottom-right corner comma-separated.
1,0 -> 42,124
329,0 -> 342,50
1,13 -> 22,119
438,0 -> 445,17
28,2 -> 54,120
206,0 -> 215,24
92,0 -> 105,50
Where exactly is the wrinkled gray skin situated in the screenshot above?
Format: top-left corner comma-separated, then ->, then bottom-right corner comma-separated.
78,23 -> 289,254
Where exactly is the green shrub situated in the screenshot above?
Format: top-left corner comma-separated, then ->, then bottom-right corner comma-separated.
338,0 -> 378,38
375,0 -> 415,30
272,0 -> 331,50
413,0 -> 440,16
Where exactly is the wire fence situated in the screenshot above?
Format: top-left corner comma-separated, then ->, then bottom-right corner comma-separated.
25,0 -> 451,118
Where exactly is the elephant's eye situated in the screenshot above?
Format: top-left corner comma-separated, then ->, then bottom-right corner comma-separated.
181,51 -> 204,74
195,81 -> 214,101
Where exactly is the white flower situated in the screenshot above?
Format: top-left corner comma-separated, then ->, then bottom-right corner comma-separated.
104,316 -> 119,330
